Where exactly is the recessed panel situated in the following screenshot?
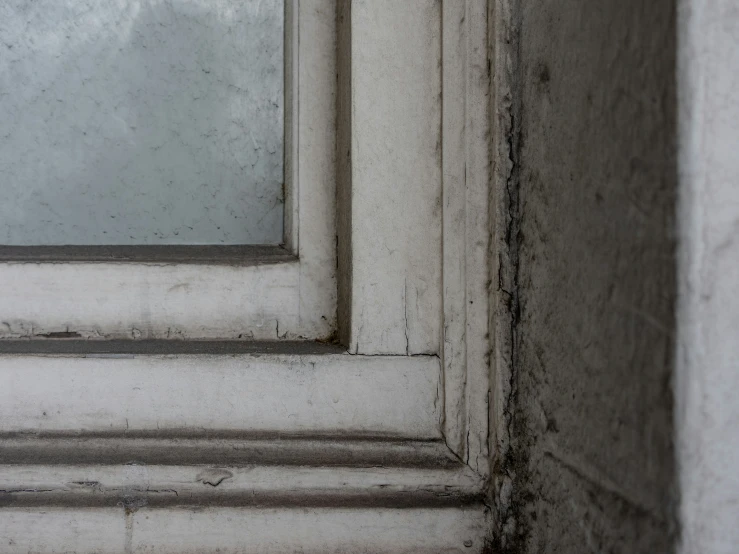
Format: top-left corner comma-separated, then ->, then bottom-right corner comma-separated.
0,0 -> 284,245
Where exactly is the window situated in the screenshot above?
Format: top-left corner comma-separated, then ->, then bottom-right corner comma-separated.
0,1 -> 494,551
1,0 -> 285,246
0,0 -> 335,342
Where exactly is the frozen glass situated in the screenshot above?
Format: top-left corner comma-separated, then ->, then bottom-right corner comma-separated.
0,0 -> 284,245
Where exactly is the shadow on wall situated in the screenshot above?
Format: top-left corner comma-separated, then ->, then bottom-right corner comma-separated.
495,0 -> 678,552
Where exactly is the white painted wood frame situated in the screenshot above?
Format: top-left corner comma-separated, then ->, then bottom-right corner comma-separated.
0,0 -> 337,342
0,0 -> 494,551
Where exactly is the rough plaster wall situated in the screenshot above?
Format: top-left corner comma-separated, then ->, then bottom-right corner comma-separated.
498,0 -> 677,551
676,0 -> 739,552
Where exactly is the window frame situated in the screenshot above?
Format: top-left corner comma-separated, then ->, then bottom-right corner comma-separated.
0,0 -> 337,342
0,0 -> 497,550
0,0 -> 493,472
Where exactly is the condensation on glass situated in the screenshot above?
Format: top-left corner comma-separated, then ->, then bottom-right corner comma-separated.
0,0 -> 284,245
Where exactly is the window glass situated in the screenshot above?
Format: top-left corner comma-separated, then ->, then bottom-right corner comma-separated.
0,0 -> 284,245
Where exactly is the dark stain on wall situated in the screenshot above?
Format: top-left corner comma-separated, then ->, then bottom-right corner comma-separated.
495,0 -> 678,551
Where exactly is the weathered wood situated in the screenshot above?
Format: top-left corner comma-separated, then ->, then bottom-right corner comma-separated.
0,463 -> 484,508
0,437 -> 459,468
0,353 -> 441,439
0,340 -> 344,356
338,0 -> 443,356
0,0 -> 337,342
0,245 -> 293,264
442,0 -> 470,462
0,506 -> 490,553
0,1 -> 499,551
290,0 -> 338,335
441,0 -> 493,474
0,260 -> 306,340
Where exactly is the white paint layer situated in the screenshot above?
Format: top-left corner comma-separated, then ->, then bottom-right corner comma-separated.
0,464 -> 484,506
0,260 -> 307,340
290,0 -> 339,336
0,507 -> 489,553
0,3 -> 501,552
677,0 -> 739,552
441,0 -> 491,472
0,354 -> 441,438
345,0 -> 443,355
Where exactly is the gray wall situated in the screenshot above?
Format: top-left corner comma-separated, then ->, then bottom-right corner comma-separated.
497,0 -> 677,551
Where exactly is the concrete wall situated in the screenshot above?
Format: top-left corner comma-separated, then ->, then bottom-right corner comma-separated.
496,0 -> 678,551
676,0 -> 739,552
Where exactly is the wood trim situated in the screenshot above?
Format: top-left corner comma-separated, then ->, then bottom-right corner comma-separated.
0,0 -> 337,342
0,259 -> 307,340
1,507 -> 490,553
334,0 -> 493,474
441,0 -> 493,474
0,353 -> 442,439
442,0 -> 471,462
0,437 -> 460,467
337,0 -> 443,356
0,340 -> 343,356
0,463 -> 484,508
336,0 -> 353,349
0,1 -> 497,550
291,0 -> 338,336
0,245 -> 294,265
283,0 -> 299,254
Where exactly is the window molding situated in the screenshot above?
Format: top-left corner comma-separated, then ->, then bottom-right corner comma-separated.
0,352 -> 441,438
0,0 -> 337,342
336,0 -> 443,356
336,0 -> 492,473
1,508 -> 489,553
0,0 -> 495,550
441,0 -> 493,475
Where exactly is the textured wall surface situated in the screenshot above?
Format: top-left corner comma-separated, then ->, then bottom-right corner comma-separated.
0,0 -> 283,245
498,0 -> 677,551
677,0 -> 739,552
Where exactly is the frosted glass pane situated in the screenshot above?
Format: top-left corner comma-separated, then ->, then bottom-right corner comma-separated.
0,0 -> 284,245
